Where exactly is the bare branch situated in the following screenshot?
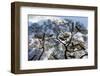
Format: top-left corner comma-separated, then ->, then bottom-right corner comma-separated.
29,55 -> 36,60
56,35 -> 66,46
80,53 -> 88,59
52,55 -> 58,59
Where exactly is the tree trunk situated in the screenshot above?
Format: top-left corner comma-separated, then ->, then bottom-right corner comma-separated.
38,33 -> 45,60
64,46 -> 69,59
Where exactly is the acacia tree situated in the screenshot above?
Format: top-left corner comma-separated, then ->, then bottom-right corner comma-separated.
28,19 -> 55,60
54,20 -> 88,59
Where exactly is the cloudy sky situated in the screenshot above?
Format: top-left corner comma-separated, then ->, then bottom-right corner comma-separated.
28,15 -> 88,28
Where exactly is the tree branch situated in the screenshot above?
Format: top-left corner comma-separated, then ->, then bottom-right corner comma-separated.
52,55 -> 58,59
80,53 -> 88,59
56,35 -> 66,46
29,55 -> 36,60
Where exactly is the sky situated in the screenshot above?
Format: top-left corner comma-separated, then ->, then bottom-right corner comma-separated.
28,15 -> 88,28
